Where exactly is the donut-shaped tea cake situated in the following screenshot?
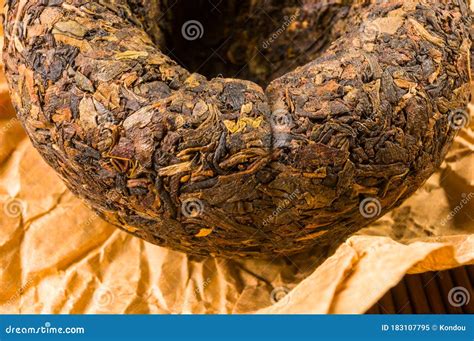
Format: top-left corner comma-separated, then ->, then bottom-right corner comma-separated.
3,0 -> 471,257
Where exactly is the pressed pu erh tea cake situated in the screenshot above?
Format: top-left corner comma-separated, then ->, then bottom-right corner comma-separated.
2,0 -> 472,257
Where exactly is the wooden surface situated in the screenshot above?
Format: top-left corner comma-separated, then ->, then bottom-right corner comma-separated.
367,265 -> 474,314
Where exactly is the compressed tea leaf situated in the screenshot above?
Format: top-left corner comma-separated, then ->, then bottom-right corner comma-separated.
3,0 -> 472,258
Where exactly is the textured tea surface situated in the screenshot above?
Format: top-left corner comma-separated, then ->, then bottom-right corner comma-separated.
2,0 -> 472,257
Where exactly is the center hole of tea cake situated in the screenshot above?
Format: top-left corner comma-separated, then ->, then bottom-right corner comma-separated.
161,0 -> 256,82
157,0 -> 344,87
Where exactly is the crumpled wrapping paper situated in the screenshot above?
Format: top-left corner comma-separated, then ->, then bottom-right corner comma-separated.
0,2 -> 473,315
